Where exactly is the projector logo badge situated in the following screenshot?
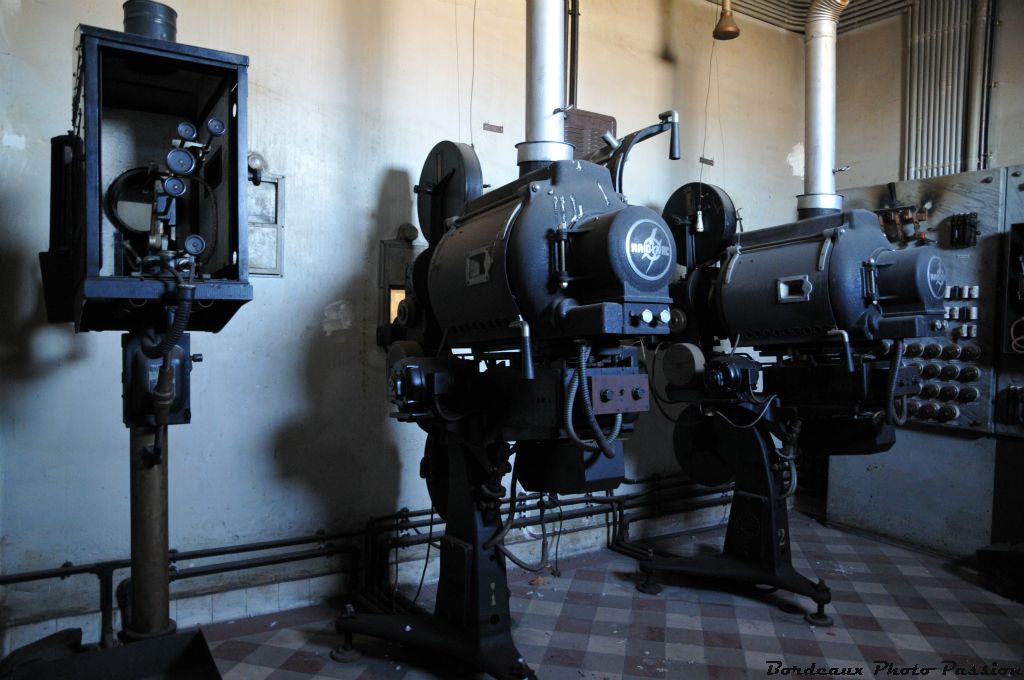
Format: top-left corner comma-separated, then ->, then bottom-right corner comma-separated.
926,256 -> 946,298
626,220 -> 673,282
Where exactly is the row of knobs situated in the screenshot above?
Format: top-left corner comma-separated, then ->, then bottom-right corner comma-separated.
906,400 -> 961,422
904,342 -> 981,361
904,341 -> 982,424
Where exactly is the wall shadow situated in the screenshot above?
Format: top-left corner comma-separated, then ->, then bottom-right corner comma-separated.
272,169 -> 414,541
0,204 -> 85,391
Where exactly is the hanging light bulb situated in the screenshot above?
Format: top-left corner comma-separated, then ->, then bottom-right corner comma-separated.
713,0 -> 740,40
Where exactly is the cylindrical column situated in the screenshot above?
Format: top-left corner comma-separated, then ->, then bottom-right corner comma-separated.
517,0 -> 574,171
797,0 -> 850,218
126,426 -> 174,638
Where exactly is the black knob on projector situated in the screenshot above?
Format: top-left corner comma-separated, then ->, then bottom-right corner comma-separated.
937,404 -> 960,422
960,366 -> 980,381
919,402 -> 939,419
958,386 -> 979,403
906,399 -> 922,417
921,364 -> 940,380
922,343 -> 942,359
940,364 -> 960,380
206,117 -> 226,137
920,383 -> 939,399
176,121 -> 198,141
941,345 -> 962,360
939,385 -> 959,401
166,148 -> 196,176
905,342 -> 924,358
961,345 -> 982,361
163,176 -> 187,197
183,234 -> 206,256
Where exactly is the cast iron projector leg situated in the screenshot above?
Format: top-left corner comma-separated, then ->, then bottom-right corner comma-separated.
636,420 -> 833,626
332,443 -> 535,679
636,491 -> 834,626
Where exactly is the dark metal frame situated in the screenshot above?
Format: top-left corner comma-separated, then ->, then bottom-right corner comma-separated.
72,25 -> 253,331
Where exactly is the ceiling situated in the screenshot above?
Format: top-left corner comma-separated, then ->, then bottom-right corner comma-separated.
709,0 -> 910,34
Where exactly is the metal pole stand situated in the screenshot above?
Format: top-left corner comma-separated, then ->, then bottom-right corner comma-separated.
333,438 -> 536,680
118,329 -> 195,640
636,420 -> 833,626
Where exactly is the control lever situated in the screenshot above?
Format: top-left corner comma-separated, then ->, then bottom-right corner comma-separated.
586,110 -> 683,192
659,110 -> 680,160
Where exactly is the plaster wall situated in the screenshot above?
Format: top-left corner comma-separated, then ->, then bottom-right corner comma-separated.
0,0 -> 804,632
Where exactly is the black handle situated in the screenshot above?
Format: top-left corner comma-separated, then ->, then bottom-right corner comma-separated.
660,110 -> 680,160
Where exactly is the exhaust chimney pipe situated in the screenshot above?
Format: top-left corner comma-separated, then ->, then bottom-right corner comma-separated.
123,0 -> 178,42
517,0 -> 574,174
797,0 -> 849,219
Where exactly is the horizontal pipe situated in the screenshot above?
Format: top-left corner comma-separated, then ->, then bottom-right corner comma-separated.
0,471 -> 706,588
172,529 -> 362,562
0,559 -> 130,586
373,479 -> 731,535
171,544 -> 360,582
385,488 -> 733,549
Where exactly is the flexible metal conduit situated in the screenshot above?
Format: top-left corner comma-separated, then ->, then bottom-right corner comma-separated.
798,0 -> 850,218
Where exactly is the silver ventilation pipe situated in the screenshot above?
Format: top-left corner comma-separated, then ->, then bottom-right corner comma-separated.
517,0 -> 574,173
797,0 -> 850,219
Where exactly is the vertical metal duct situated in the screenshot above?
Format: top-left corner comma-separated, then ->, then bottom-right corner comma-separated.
517,0 -> 574,173
904,0 -> 977,179
964,0 -> 991,172
798,0 -> 849,219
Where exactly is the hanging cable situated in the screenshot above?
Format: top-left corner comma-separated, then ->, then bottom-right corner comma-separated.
469,0 -> 478,148
411,506 -> 435,606
712,395 -> 778,430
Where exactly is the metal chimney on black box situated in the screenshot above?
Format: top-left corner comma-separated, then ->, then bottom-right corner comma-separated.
123,0 -> 177,42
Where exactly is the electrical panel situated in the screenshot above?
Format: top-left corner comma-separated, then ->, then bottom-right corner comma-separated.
842,165 -> 1024,437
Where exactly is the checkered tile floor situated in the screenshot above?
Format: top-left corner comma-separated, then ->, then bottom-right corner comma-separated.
202,509 -> 1024,679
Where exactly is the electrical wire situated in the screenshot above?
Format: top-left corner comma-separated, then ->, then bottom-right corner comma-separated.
551,496 -> 563,577
715,29 -> 725,191
469,0 -> 478,148
1010,317 -> 1024,353
696,14 -> 718,214
712,395 -> 778,430
454,0 -> 462,141
411,506 -> 435,606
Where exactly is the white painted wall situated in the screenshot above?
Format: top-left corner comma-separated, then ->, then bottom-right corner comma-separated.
0,0 -> 804,632
836,16 -> 904,190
